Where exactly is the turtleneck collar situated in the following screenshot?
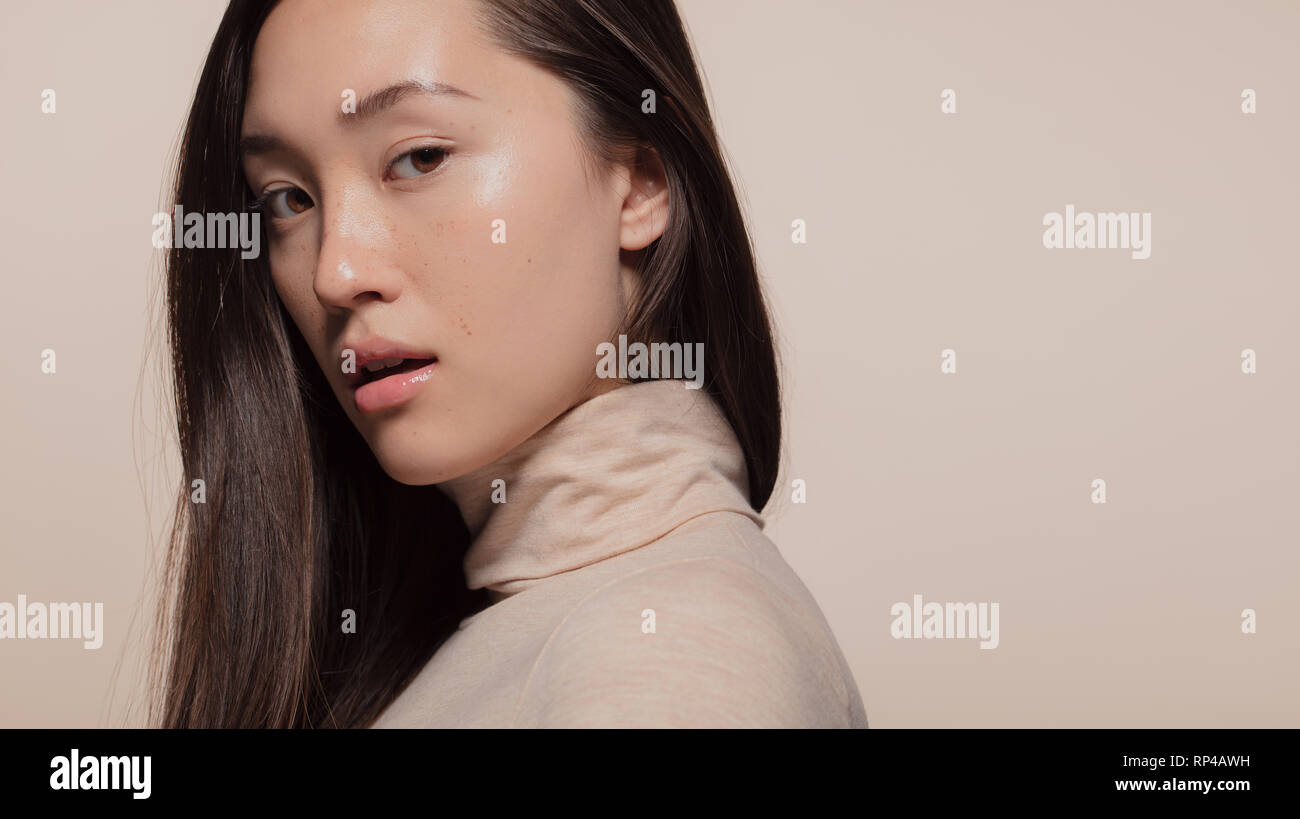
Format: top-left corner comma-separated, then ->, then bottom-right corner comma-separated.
438,379 -> 764,601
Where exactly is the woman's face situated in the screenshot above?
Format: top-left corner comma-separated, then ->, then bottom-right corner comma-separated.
240,0 -> 666,485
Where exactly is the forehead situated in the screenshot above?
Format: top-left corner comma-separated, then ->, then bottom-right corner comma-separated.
243,0 -> 543,130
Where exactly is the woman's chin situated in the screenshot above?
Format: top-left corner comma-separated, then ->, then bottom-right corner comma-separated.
373,455 -> 462,487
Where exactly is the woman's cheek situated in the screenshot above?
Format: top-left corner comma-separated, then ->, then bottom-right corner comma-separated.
468,147 -> 519,211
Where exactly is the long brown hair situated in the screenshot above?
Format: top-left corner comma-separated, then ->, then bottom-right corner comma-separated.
152,0 -> 782,728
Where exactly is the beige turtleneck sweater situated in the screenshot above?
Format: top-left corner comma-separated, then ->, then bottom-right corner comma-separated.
372,379 -> 868,728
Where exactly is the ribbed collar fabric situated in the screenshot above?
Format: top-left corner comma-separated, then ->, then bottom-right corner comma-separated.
438,379 -> 763,601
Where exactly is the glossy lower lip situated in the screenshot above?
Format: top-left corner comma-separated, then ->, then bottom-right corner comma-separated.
353,360 -> 437,413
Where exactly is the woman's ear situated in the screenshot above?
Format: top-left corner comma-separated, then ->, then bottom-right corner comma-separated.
618,145 -> 670,251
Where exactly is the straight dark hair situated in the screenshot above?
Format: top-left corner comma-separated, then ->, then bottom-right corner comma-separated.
152,0 -> 782,728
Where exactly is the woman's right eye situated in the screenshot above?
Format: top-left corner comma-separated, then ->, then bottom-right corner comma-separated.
262,186 -> 315,219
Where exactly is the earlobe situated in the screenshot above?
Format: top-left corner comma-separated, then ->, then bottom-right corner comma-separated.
618,146 -> 670,251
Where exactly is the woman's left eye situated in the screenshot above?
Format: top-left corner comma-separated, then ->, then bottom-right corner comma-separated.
386,146 -> 448,180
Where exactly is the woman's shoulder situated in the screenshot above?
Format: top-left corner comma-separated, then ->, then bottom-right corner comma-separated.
512,513 -> 868,727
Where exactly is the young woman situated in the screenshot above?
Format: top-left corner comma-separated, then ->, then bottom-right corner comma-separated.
153,0 -> 868,728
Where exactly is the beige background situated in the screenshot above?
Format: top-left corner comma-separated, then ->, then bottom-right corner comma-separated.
1,0 -> 1296,727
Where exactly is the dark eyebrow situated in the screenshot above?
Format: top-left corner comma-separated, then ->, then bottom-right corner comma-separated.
240,80 -> 480,159
239,133 -> 290,158
341,79 -> 480,124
